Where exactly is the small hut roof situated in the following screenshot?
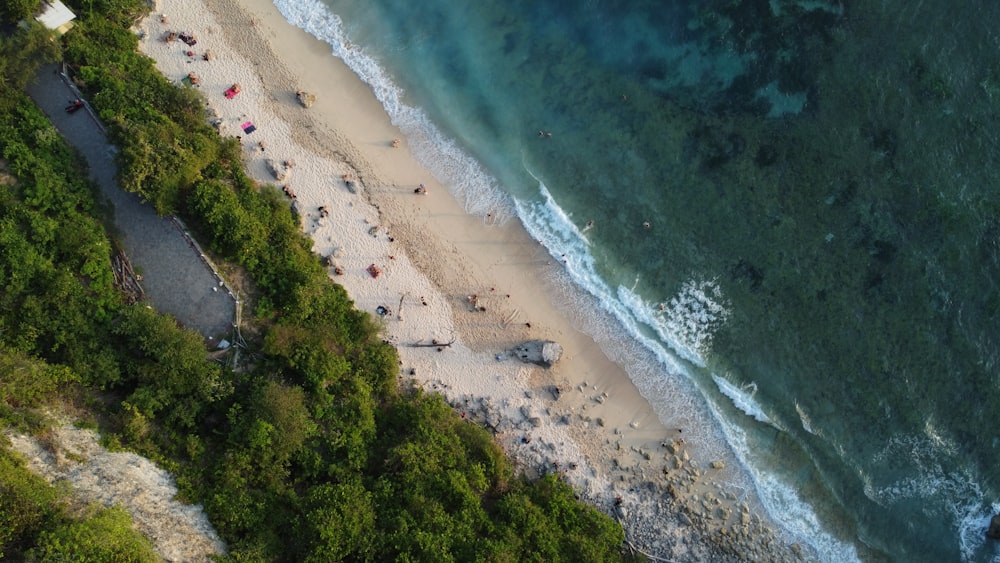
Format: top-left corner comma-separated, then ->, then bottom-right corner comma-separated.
35,1 -> 76,34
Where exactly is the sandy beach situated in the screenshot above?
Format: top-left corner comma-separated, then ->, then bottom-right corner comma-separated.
136,0 -> 803,558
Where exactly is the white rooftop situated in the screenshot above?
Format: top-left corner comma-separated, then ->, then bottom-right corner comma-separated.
35,1 -> 76,33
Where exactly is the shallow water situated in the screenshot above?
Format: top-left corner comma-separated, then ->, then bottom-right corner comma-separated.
275,0 -> 1000,560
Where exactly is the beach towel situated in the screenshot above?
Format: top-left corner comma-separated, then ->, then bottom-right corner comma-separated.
225,86 -> 240,99
241,121 -> 256,134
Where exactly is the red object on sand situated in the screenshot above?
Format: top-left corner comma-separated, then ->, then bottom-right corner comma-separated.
225,85 -> 241,99
367,264 -> 382,278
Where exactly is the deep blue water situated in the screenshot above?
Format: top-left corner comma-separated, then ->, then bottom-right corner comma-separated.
273,0 -> 1000,560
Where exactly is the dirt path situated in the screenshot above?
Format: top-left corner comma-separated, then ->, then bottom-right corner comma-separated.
25,64 -> 235,340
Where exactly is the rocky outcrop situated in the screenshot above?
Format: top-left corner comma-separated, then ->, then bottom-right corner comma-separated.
6,422 -> 227,561
511,340 -> 563,368
988,514 -> 1000,539
296,89 -> 316,108
266,158 -> 294,181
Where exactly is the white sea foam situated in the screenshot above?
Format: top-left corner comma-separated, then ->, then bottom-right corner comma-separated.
710,407 -> 862,563
515,179 -> 714,381
870,427 -> 958,470
617,281 -> 729,369
956,499 -> 1000,562
795,402 -> 816,435
712,374 -> 779,428
271,2 -> 861,558
867,429 -> 1000,561
660,279 -> 729,366
871,469 -> 997,561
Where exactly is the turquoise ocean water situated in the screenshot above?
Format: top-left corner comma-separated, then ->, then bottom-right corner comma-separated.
271,0 -> 1000,560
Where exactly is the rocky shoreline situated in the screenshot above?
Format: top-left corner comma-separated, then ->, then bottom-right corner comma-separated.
421,374 -> 812,562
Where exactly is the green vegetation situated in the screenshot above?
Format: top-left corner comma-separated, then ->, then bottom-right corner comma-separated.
0,2 -> 627,561
0,0 -> 39,27
0,444 -> 160,561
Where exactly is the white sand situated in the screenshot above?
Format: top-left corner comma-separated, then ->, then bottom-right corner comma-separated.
132,1 -> 801,559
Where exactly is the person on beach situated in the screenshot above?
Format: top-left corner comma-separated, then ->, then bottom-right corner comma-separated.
414,183 -> 427,195
391,139 -> 401,148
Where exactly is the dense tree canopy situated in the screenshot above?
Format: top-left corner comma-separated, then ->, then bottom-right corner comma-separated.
0,0 -> 40,28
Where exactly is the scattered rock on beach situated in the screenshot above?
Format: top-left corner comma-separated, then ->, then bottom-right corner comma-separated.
266,158 -> 293,181
512,340 -> 563,368
296,89 -> 316,108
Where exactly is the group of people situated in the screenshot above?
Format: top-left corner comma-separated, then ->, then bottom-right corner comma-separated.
162,30 -> 197,46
